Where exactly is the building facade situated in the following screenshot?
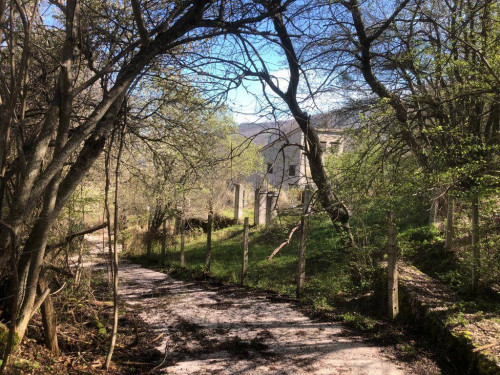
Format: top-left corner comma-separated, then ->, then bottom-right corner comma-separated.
239,110 -> 358,191
260,127 -> 344,190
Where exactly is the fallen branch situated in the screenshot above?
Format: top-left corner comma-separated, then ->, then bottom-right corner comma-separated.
92,300 -> 114,306
29,287 -> 51,320
472,341 -> 499,353
51,282 -> 67,296
44,263 -> 74,278
47,222 -> 108,251
151,332 -> 165,343
149,337 -> 171,374
267,222 -> 301,261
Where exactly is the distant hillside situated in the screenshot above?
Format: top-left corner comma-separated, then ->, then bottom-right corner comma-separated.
238,118 -> 296,146
237,110 -> 359,146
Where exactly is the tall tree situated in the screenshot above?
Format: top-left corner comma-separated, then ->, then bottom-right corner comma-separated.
0,0 -> 278,348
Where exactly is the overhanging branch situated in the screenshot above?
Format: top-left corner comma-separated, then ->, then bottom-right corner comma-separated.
47,222 -> 108,251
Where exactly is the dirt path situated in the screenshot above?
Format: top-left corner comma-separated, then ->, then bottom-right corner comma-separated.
84,235 -> 410,374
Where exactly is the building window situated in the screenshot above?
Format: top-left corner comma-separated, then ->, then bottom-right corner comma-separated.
267,163 -> 273,173
288,164 -> 296,176
320,141 -> 327,151
330,141 -> 340,153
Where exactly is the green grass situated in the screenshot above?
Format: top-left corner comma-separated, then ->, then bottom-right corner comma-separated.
220,207 -> 255,220
141,214 -> 355,307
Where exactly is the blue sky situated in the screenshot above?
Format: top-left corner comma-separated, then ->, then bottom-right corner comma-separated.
226,68 -> 346,125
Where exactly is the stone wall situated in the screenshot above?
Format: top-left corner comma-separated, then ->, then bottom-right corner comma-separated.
375,262 -> 500,375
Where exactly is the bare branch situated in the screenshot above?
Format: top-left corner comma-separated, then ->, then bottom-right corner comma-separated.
46,222 -> 108,251
267,221 -> 301,260
130,0 -> 150,46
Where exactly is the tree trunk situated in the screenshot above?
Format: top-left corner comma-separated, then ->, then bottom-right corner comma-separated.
0,224 -> 19,374
0,118 -> 11,215
15,176 -> 60,342
257,9 -> 354,248
205,211 -> 213,272
11,126 -> 109,345
445,193 -> 455,252
0,0 -> 213,264
74,240 -> 84,285
387,211 -> 399,320
104,130 -> 115,282
105,119 -> 124,369
0,0 -> 220,353
11,1 -> 80,336
471,193 -> 480,292
429,193 -> 439,227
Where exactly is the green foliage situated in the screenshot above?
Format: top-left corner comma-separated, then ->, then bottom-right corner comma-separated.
398,226 -> 444,257
94,317 -> 107,337
397,226 -> 469,288
399,343 -> 419,360
447,312 -> 469,329
326,124 -> 429,256
119,90 -> 264,224
326,106 -> 499,295
121,226 -> 147,255
340,312 -> 377,332
12,359 -> 41,372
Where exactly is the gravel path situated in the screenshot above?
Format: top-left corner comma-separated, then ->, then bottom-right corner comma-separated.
120,267 -> 411,374
85,235 -> 410,374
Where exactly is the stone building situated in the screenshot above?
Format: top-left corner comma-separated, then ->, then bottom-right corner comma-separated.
240,110 -> 357,191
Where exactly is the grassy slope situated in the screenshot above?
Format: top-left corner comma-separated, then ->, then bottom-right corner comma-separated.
148,214 -> 353,308
127,218 -> 457,374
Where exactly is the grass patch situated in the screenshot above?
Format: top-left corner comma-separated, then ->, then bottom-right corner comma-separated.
124,217 -> 457,374
128,214 -> 357,308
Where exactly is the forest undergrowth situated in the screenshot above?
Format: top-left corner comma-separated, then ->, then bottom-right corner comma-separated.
2,265 -> 161,375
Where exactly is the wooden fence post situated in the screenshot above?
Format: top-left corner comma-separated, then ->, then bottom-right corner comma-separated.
234,184 -> 243,223
387,210 -> 399,319
146,213 -> 152,256
445,193 -> 455,252
471,194 -> 480,293
265,191 -> 278,227
296,217 -> 307,298
180,216 -> 185,266
161,219 -> 167,260
297,187 -> 311,298
205,211 -> 213,272
241,217 -> 249,285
